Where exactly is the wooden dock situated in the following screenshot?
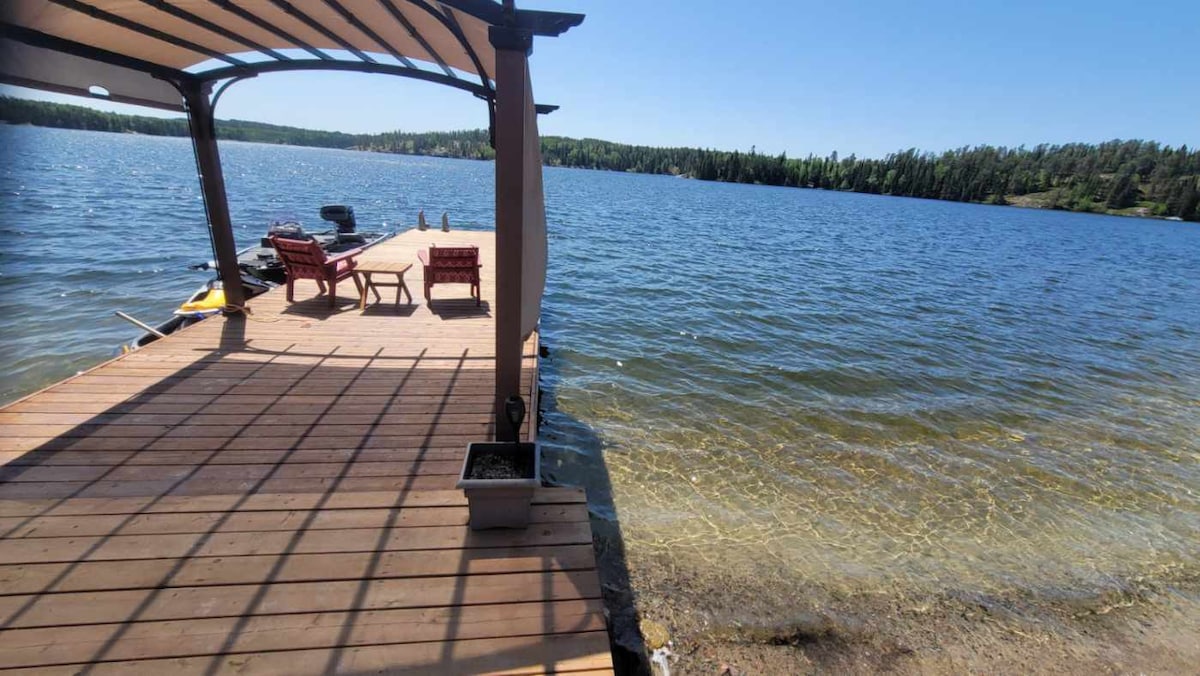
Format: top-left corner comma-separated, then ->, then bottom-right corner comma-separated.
0,230 -> 614,675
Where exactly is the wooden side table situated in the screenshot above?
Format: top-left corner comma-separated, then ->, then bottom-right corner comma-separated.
354,262 -> 413,311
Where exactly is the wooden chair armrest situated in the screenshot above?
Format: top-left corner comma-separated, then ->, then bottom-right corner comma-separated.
325,249 -> 361,265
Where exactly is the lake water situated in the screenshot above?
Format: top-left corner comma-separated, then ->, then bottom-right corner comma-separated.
3,125 -> 1199,652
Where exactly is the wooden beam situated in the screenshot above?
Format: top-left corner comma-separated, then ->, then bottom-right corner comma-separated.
179,81 -> 246,310
490,26 -> 532,442
442,0 -> 585,37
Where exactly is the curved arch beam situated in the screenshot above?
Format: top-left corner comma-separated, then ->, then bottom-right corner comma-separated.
196,59 -> 491,99
210,74 -> 253,111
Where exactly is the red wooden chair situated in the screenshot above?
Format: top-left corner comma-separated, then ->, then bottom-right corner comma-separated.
417,245 -> 481,306
269,235 -> 364,308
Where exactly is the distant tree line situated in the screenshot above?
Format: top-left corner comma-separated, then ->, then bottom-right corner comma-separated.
358,129 -> 496,160
0,96 -> 191,137
537,137 -> 1200,221
3,96 -> 1196,221
0,96 -> 364,148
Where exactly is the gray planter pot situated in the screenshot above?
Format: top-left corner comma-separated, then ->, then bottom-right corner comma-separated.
457,442 -> 541,529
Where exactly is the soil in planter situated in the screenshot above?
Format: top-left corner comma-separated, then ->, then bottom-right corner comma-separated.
466,447 -> 535,480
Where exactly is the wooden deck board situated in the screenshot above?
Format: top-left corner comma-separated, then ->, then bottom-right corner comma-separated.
3,631 -> 615,675
0,231 -> 613,674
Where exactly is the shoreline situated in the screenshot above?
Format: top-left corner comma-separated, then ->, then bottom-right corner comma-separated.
603,535 -> 1200,674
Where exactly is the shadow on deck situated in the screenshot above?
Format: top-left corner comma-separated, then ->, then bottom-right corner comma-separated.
0,232 -> 616,674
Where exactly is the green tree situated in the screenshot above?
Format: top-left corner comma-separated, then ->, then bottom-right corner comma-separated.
1105,165 -> 1139,209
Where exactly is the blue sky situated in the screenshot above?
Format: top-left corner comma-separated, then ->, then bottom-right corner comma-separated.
4,0 -> 1198,158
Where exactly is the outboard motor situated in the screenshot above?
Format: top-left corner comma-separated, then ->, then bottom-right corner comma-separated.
321,204 -> 366,246
320,205 -> 357,235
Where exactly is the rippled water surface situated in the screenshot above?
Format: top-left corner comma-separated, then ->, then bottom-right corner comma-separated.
537,168 -> 1200,618
3,125 -> 1199,628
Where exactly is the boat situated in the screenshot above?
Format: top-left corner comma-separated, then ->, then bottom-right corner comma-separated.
121,204 -> 392,350
236,205 -> 394,284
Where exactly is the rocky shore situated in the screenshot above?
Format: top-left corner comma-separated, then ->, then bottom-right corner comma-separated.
599,536 -> 1200,675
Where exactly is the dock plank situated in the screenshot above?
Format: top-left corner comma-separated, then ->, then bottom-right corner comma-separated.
0,503 -> 587,539
3,631 -> 614,675
0,569 -> 602,628
0,600 -> 606,669
0,544 -> 598,594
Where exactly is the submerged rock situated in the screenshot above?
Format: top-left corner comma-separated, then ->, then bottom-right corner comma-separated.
641,618 -> 671,650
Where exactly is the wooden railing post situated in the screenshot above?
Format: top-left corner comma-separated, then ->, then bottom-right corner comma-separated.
180,81 -> 245,311
489,24 -> 533,442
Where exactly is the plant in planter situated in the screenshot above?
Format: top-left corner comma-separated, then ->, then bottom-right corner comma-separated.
458,396 -> 541,529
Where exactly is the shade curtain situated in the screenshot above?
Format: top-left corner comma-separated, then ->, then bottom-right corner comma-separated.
519,60 -> 546,339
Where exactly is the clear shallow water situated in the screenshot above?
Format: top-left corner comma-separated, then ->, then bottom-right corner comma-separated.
535,170 -> 1200,620
3,125 -> 1199,624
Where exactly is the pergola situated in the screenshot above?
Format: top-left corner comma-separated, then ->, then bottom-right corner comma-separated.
0,0 -> 584,441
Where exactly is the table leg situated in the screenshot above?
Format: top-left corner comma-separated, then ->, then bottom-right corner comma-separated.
358,272 -> 370,311
371,276 -> 382,303
400,276 -> 413,305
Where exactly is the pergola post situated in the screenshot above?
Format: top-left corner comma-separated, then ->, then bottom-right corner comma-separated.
180,81 -> 246,311
490,25 -> 533,442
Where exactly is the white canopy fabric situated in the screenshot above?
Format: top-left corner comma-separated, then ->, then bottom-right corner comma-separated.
0,37 -> 184,109
519,58 -> 545,339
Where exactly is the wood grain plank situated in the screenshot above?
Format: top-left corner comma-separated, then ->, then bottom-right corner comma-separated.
0,600 -> 606,668
0,521 -> 593,564
2,448 -> 466,466
0,487 -> 586,518
0,569 -> 602,628
0,503 -> 586,538
2,631 -> 613,675
0,544 -> 597,594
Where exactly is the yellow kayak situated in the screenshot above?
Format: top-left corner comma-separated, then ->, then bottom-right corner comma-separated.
174,284 -> 225,316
